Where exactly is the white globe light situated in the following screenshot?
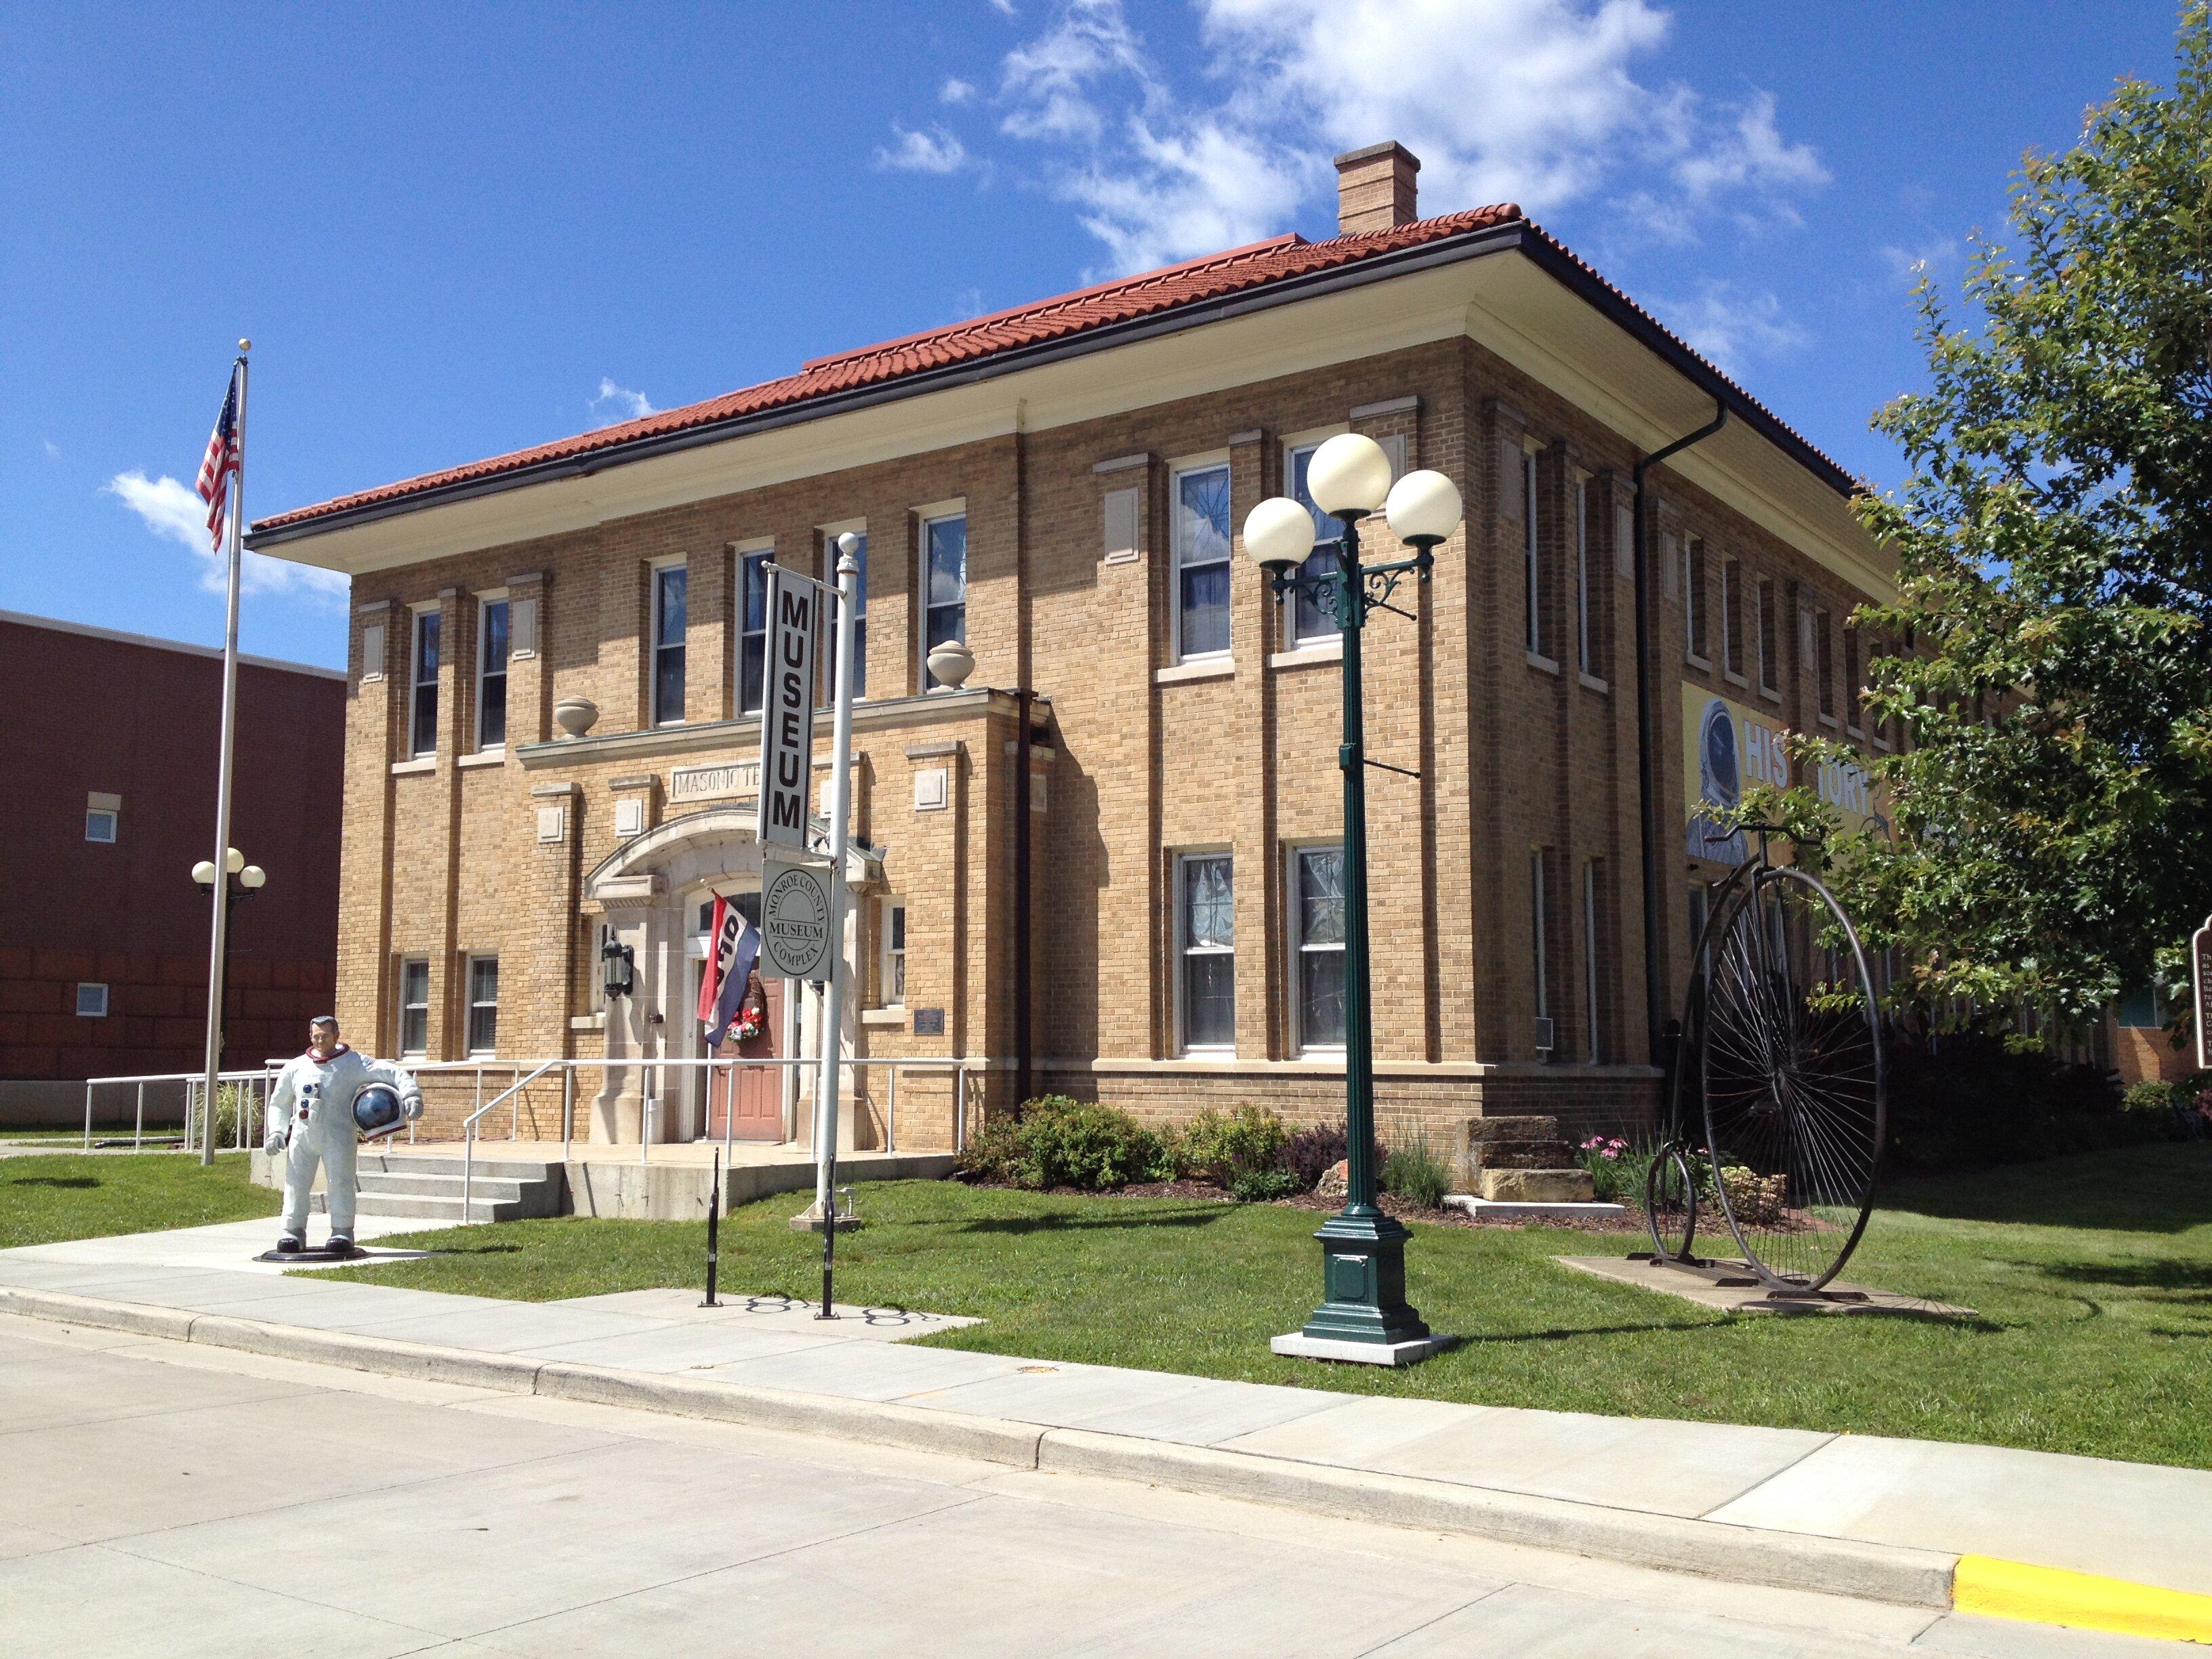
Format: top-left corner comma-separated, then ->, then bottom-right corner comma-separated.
835,531 -> 860,556
225,846 -> 245,875
192,860 -> 218,886
1385,470 -> 1463,544
241,864 -> 267,890
1307,432 -> 1393,517
1242,496 -> 1317,572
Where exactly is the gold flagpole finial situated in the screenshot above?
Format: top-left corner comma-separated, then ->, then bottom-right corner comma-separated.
238,338 -> 251,353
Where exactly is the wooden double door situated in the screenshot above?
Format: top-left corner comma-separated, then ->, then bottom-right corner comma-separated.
703,970 -> 786,1141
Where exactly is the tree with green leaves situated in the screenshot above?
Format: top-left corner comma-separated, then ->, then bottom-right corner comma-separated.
1767,4 -> 2211,1036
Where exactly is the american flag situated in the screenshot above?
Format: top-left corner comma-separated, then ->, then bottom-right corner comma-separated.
194,365 -> 243,553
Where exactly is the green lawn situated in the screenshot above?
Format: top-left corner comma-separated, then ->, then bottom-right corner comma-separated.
328,1141 -> 2212,1469
0,1151 -> 277,1248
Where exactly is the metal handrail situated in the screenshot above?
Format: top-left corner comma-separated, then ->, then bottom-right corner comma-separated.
461,1059 -> 560,1223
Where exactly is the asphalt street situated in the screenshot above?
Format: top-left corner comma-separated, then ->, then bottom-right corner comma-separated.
0,1311 -> 2184,1658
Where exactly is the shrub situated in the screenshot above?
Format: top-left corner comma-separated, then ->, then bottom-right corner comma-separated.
1881,1023 -> 2153,1170
2124,1079 -> 2182,1114
954,1113 -> 1025,1185
1176,1104 -> 1289,1185
1227,1166 -> 1298,1203
1382,1141 -> 1453,1210
1575,1134 -> 1656,1205
1008,1096 -> 1165,1192
1282,1122 -> 1387,1193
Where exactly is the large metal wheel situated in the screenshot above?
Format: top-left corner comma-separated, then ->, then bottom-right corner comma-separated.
1692,863 -> 1885,1290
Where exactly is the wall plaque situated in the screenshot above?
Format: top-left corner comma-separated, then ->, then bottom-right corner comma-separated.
913,1008 -> 945,1036
670,760 -> 760,806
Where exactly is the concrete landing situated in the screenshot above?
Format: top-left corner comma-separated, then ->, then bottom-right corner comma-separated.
1559,1254 -> 1979,1318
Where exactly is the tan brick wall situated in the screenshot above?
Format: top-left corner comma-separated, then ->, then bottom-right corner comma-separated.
335,329 -> 1886,1152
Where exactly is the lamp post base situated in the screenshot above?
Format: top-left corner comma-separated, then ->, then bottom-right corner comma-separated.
1291,1208 -> 1435,1352
1271,1330 -> 1460,1367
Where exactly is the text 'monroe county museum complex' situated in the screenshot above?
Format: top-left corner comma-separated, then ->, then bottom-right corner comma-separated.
245,142 -> 1900,1155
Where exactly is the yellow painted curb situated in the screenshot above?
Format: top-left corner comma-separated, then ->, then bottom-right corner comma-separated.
1955,1555 -> 2212,1646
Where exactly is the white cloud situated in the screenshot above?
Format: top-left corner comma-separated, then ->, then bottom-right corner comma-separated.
990,0 -> 1827,273
1879,235 -> 1961,283
588,378 -> 656,426
105,470 -> 349,604
1652,283 -> 1807,374
873,123 -> 970,175
941,77 -> 977,105
987,0 -> 1018,16
951,285 -> 989,319
43,438 -> 60,460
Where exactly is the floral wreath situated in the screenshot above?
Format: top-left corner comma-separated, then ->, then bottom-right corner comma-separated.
731,979 -> 766,1042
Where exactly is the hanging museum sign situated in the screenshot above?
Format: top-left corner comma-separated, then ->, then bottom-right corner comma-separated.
1682,687 -> 1887,863
756,567 -> 819,850
760,859 -> 835,983
2194,913 -> 2212,1070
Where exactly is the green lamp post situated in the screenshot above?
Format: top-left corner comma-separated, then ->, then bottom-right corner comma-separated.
1244,434 -> 1463,1364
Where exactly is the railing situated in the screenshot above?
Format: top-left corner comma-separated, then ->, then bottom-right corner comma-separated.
82,1067 -> 279,1153
77,1052 -> 982,1229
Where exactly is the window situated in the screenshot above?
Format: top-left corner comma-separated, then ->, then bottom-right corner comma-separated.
1683,537 -> 1708,662
398,959 -> 430,1057
85,809 -> 117,844
922,513 -> 967,689
1845,626 -> 1863,733
737,548 -> 774,716
410,609 -> 441,758
1757,579 -> 1778,693
1530,849 -> 1550,1023
1721,558 -> 1744,678
1574,475 -> 1593,673
652,564 -> 687,724
880,899 -> 906,1006
465,956 -> 499,1055
1521,449 -> 1541,654
1177,853 -> 1235,1050
75,983 -> 108,1018
476,597 -> 510,750
1172,464 -> 1233,659
1815,607 -> 1836,720
1582,860 -> 1602,1064
1291,846 -> 1346,1051
2116,985 -> 2163,1029
1286,443 -> 1337,644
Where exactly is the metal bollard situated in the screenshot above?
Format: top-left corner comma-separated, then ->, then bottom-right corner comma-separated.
700,1147 -> 722,1308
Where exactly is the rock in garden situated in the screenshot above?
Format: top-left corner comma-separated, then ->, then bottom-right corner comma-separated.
1315,1159 -> 1349,1200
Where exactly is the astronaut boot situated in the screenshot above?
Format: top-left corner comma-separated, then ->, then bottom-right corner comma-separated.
275,1235 -> 304,1255
327,1235 -> 356,1257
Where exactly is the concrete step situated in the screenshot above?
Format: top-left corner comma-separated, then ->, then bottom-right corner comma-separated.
1477,1167 -> 1595,1203
356,1153 -> 557,1181
358,1171 -> 529,1202
312,1189 -> 531,1223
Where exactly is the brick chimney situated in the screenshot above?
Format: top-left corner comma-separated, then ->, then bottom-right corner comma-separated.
1334,142 -> 1420,234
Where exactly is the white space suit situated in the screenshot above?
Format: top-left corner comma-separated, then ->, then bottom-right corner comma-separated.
265,1044 -> 422,1246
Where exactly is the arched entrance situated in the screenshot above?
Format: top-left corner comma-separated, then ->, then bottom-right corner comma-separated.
581,806 -> 872,1145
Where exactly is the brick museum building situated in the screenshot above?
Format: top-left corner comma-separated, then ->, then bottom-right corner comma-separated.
246,144 -> 1900,1154
0,611 -> 345,1122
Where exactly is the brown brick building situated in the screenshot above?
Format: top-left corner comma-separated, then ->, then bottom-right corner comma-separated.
0,611 -> 345,1122
247,146 -> 1893,1155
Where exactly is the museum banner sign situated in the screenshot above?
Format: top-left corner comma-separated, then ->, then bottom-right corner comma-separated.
756,568 -> 819,851
1682,687 -> 1887,865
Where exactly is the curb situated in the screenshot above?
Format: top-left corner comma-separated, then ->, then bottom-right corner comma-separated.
8,1284 -> 2204,1637
1955,1554 -> 2212,1647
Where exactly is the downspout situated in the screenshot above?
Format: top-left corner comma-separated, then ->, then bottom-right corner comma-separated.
1015,690 -> 1033,1106
1632,401 -> 1726,1075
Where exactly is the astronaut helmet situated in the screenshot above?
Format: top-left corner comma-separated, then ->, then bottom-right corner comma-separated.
352,1082 -> 407,1141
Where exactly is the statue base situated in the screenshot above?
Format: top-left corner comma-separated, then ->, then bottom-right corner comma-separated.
257,1243 -> 366,1263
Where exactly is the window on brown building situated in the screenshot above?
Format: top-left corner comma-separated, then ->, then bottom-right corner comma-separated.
652,564 -> 687,726
1757,579 -> 1778,694
1815,607 -> 1836,721
409,609 -> 439,758
1721,557 -> 1744,678
1291,845 -> 1345,1052
1177,852 -> 1235,1052
737,547 -> 774,715
398,959 -> 430,1057
1683,537 -> 1708,663
1521,449 -> 1542,655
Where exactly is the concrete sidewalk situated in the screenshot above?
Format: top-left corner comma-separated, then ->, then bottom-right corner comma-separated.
3,1217 -> 2209,1645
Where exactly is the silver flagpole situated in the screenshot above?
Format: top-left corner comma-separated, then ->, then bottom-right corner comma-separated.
813,535 -> 860,1227
199,342 -> 249,1166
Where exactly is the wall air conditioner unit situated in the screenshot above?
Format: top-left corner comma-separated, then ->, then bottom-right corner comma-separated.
1533,1016 -> 1555,1057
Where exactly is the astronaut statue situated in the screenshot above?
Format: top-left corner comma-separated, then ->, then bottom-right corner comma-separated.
264,1015 -> 423,1256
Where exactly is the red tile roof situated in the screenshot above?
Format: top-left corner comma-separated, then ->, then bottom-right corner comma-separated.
254,203 -> 1848,535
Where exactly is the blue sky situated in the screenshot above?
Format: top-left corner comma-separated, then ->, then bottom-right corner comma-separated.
1,1 -> 2187,670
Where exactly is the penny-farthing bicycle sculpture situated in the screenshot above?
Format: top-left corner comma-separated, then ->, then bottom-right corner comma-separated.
1645,827 -> 1886,1294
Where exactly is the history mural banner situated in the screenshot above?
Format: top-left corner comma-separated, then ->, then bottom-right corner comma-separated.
1682,687 -> 1887,865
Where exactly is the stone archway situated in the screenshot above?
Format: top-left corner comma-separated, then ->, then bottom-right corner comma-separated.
581,808 -> 872,1145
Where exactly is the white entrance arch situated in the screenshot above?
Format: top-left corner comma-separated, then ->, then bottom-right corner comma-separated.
582,807 -> 876,1144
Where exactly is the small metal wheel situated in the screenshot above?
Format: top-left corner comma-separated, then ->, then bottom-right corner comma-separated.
1692,864 -> 1886,1290
1643,1145 -> 1699,1262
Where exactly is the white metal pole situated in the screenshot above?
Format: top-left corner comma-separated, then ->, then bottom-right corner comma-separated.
813,538 -> 860,1219
199,346 -> 248,1166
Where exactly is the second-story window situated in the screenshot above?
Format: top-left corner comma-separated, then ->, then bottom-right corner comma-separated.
1757,578 -> 1779,693
1721,558 -> 1744,679
844,533 -> 868,701
1173,464 -> 1232,660
653,564 -> 687,725
1522,449 -> 1542,655
923,513 -> 967,689
1574,474 -> 1592,674
1683,537 -> 1708,663
476,597 -> 509,750
1286,443 -> 1337,645
1815,605 -> 1836,721
410,609 -> 440,758
738,548 -> 774,716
